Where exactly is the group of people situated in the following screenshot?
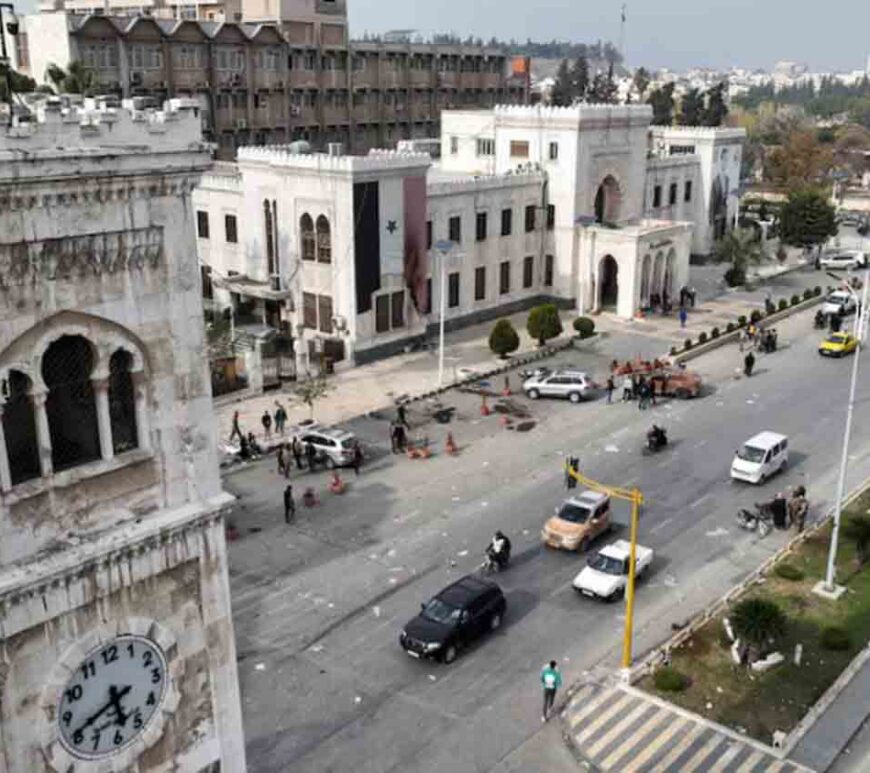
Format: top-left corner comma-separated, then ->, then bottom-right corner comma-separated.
760,486 -> 809,533
259,402 -> 289,440
740,323 -> 778,354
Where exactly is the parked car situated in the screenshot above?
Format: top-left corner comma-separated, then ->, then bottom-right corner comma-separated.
523,369 -> 592,403
541,490 -> 612,552
572,540 -> 654,601
819,332 -> 859,357
298,427 -> 356,468
821,290 -> 858,318
399,575 -> 506,663
730,431 -> 788,484
819,250 -> 867,271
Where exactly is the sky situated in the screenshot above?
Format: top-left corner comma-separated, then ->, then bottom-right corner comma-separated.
348,0 -> 870,73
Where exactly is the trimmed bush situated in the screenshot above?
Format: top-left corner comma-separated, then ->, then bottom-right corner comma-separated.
669,345 -> 678,357
814,286 -> 822,296
683,338 -> 693,351
738,315 -> 748,327
711,327 -> 720,339
803,288 -> 814,300
489,319 -> 520,358
572,316 -> 595,339
654,667 -> 689,693
774,563 -> 804,581
698,331 -> 708,344
726,322 -> 736,333
791,294 -> 801,306
820,626 -> 851,651
724,266 -> 746,287
750,309 -> 763,323
778,298 -> 789,311
527,303 -> 563,346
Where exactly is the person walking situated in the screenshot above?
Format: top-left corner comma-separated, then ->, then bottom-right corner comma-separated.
397,403 -> 410,429
744,350 -> 755,377
351,441 -> 363,475
305,441 -> 317,472
291,436 -> 304,470
274,402 -> 287,436
283,484 -> 295,524
790,486 -> 808,533
229,411 -> 243,443
679,305 -> 688,329
541,660 -> 563,722
605,376 -> 615,405
261,410 -> 273,440
389,421 -> 400,454
277,445 -> 288,477
395,422 -> 408,453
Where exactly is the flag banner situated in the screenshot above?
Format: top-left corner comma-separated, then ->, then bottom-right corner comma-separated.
403,175 -> 429,313
353,181 -> 380,314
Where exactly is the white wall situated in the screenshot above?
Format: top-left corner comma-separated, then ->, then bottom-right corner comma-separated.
17,13 -> 76,82
440,110 -> 497,175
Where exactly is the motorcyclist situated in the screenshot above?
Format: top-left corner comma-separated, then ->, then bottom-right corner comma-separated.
486,531 -> 512,570
647,424 -> 667,450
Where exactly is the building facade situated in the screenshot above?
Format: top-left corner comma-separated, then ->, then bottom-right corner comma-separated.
193,104 -> 743,378
0,101 -> 246,771
7,9 -> 528,159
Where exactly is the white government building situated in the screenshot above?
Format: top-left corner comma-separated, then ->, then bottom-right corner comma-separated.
193,104 -> 744,376
0,100 -> 246,770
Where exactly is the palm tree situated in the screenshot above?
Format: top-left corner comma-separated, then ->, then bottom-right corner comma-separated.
715,228 -> 764,286
45,61 -> 96,95
842,515 -> 870,567
731,598 -> 786,663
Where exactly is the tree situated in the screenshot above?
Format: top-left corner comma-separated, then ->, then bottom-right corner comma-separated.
527,303 -> 563,346
647,83 -> 675,126
45,61 -> 97,95
632,67 -> 651,101
678,88 -> 704,126
764,130 -> 833,187
0,65 -> 36,100
731,598 -> 787,663
587,65 -> 617,104
779,188 -> 837,250
489,319 -> 520,358
842,515 -> 870,567
570,55 -> 589,102
551,59 -> 573,106
703,81 -> 729,126
293,371 -> 334,419
714,228 -> 764,286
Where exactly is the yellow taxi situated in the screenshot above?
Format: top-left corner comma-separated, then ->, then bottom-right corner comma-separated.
819,332 -> 859,357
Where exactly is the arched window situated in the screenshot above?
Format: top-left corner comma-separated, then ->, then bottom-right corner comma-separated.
300,214 -> 315,261
2,371 -> 40,485
316,215 -> 331,264
109,349 -> 138,454
42,335 -> 101,472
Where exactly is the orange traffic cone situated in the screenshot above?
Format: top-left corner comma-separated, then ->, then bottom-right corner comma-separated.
446,432 -> 458,455
502,376 -> 511,397
329,471 -> 346,494
481,395 -> 491,416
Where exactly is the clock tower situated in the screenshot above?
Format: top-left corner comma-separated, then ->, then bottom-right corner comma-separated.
0,99 -> 246,771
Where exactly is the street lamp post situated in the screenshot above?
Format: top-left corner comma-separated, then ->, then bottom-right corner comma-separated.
434,240 -> 455,388
0,4 -> 19,129
818,270 -> 870,597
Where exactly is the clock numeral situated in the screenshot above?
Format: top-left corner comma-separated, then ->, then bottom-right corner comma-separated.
151,667 -> 162,684
127,643 -> 136,659
73,729 -> 84,746
65,685 -> 83,703
133,710 -> 143,730
114,730 -> 123,746
91,730 -> 101,751
80,661 -> 96,680
61,710 -> 72,726
146,691 -> 156,706
142,650 -> 154,668
101,645 -> 118,665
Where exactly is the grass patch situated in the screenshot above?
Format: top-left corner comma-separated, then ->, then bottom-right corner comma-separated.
638,489 -> 870,743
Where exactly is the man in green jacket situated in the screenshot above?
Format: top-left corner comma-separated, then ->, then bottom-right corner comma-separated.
541,660 -> 563,721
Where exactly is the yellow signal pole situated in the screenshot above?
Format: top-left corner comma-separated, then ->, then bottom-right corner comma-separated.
566,464 -> 644,673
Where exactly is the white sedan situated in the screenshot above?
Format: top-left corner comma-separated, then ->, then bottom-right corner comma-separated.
820,251 -> 867,271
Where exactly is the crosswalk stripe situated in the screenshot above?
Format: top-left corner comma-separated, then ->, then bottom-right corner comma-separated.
573,692 -> 635,744
619,716 -> 689,773
568,686 -> 621,729
600,709 -> 671,770
650,723 -> 707,772
566,684 -> 600,715
735,749 -> 765,772
682,733 -> 727,773
764,761 -> 788,772
706,741 -> 745,772
586,701 -> 652,758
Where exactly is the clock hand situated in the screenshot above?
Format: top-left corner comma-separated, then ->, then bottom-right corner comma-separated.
72,692 -> 117,737
106,685 -> 132,727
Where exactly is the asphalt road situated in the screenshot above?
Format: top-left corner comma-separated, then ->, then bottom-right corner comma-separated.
227,276 -> 870,773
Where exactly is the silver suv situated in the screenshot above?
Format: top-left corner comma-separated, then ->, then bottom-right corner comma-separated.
298,427 -> 357,467
523,369 -> 592,403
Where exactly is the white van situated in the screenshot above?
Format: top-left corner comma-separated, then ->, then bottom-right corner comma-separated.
731,431 -> 788,484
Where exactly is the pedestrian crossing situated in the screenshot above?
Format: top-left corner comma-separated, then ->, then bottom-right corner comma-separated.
564,682 -> 812,773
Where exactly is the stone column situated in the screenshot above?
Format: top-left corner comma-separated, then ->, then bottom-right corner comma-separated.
31,390 -> 53,477
93,377 -> 114,462
0,405 -> 12,492
132,371 -> 151,453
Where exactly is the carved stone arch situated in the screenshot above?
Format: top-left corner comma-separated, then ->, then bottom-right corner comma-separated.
594,174 -> 623,224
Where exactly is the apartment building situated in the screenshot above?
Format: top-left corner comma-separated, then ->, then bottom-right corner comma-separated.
9,7 -> 528,158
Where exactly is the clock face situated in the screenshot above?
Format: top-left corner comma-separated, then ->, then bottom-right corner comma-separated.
57,635 -> 168,759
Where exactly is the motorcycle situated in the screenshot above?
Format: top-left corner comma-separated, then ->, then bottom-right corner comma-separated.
480,544 -> 511,574
646,427 -> 668,453
736,505 -> 773,538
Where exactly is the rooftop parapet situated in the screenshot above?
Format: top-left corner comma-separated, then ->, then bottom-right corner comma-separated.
237,145 -> 432,174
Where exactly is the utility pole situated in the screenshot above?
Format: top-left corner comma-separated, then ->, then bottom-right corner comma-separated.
619,4 -> 627,64
434,240 -> 455,388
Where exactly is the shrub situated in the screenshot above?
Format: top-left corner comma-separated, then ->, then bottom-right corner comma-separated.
803,288 -> 814,300
774,563 -> 804,581
724,266 -> 746,287
489,319 -> 520,358
683,338 -> 693,351
711,327 -> 720,339
527,303 -> 563,346
791,294 -> 801,306
750,309 -> 763,323
669,345 -> 678,357
778,298 -> 789,311
731,598 -> 787,662
572,316 -> 595,339
814,286 -> 822,296
726,322 -> 736,333
654,667 -> 689,693
738,315 -> 748,327
820,626 -> 851,651
698,331 -> 708,344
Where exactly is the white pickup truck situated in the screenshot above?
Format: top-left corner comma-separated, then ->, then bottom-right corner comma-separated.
571,540 -> 654,602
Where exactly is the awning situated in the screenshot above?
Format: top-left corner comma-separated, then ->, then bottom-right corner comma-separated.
213,273 -> 294,301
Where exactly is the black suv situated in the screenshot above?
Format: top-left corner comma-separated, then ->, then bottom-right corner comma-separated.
399,575 -> 507,663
